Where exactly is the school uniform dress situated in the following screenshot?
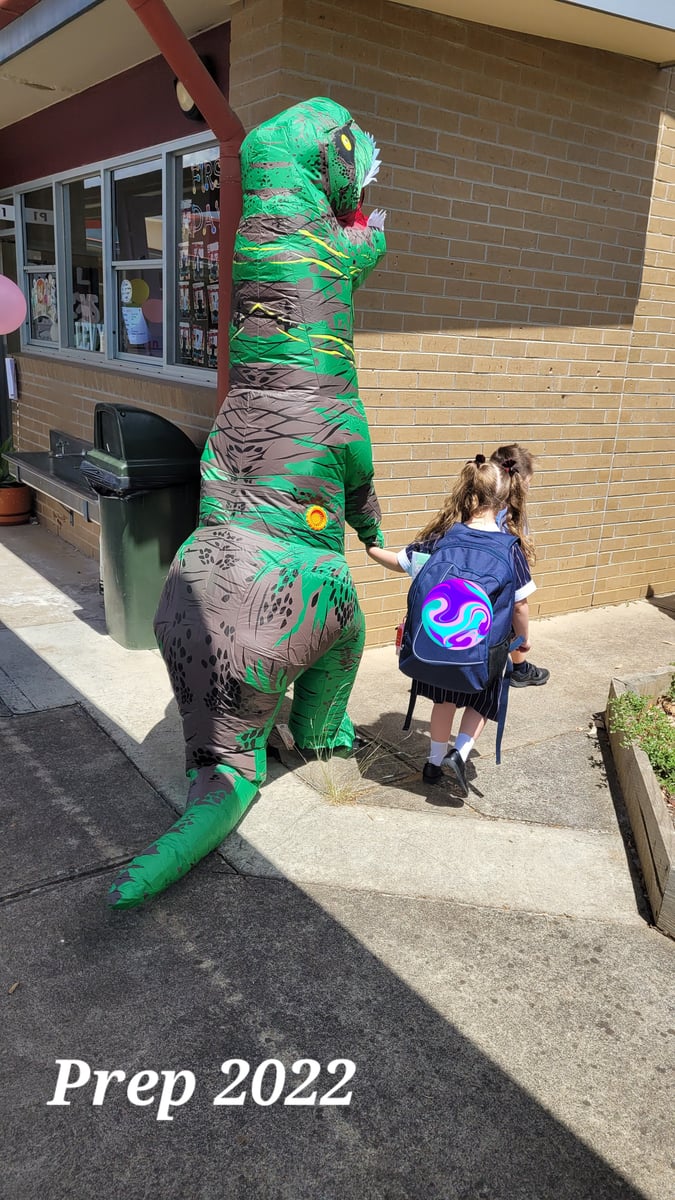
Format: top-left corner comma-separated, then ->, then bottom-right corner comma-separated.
396,533 -> 536,720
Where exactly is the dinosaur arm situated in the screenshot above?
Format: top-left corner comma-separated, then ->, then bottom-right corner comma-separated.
344,433 -> 383,546
346,480 -> 384,547
339,224 -> 386,292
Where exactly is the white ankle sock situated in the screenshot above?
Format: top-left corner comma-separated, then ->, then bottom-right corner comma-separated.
428,740 -> 448,766
454,733 -> 474,762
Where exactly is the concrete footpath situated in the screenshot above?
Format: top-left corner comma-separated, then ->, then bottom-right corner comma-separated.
0,524 -> 673,1200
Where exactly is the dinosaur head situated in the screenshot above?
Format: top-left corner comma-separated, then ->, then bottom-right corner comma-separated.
320,112 -> 381,218
240,96 -> 382,220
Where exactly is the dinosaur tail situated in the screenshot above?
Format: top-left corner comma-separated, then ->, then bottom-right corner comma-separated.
107,766 -> 257,910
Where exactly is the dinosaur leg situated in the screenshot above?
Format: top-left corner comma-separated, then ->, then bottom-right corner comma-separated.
108,536 -> 364,908
109,575 -> 289,910
288,608 -> 365,753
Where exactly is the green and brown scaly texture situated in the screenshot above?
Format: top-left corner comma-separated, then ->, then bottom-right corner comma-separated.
108,97 -> 386,909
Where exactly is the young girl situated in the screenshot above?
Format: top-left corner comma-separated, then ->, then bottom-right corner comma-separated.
367,455 -> 535,796
489,443 -> 549,688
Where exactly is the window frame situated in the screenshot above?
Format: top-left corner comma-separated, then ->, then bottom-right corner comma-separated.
12,132 -> 219,388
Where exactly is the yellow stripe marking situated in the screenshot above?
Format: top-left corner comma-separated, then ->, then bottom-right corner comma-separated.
300,229 -> 349,260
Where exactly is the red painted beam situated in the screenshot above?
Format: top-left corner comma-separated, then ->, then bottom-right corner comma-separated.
124,0 -> 244,408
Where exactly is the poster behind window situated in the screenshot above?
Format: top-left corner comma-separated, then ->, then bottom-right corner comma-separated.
177,153 -> 219,371
73,269 -> 104,351
30,273 -> 58,343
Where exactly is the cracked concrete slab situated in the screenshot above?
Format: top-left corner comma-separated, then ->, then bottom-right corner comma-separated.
224,793 -> 643,923
280,726 -> 622,831
0,705 -> 186,898
463,727 -> 621,831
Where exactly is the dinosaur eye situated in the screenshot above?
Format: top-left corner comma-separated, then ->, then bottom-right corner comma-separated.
333,126 -> 355,164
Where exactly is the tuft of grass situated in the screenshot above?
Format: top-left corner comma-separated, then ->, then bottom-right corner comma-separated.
608,678 -> 675,798
295,692 -> 388,805
312,739 -> 386,806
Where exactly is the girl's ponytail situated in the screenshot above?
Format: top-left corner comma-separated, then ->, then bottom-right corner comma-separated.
415,455 -> 509,542
490,446 -> 536,564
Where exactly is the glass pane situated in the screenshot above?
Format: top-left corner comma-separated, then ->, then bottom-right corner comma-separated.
67,177 -> 105,352
114,168 -> 163,262
23,186 -> 56,264
0,196 -> 14,234
28,271 -> 59,343
116,269 -> 163,358
177,148 -> 219,370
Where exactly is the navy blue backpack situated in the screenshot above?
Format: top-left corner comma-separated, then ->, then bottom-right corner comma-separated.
398,523 -> 522,762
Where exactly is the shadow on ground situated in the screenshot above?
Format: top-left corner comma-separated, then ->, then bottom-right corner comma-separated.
1,851 -> 666,1200
0,606 -> 670,1199
646,591 -> 675,620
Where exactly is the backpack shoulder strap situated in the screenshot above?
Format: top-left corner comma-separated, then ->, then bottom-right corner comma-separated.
402,679 -> 419,732
494,634 -> 525,764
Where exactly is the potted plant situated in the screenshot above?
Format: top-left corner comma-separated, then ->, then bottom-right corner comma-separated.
0,437 -> 32,526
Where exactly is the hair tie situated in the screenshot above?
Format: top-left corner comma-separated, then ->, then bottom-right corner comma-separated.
474,454 -> 486,466
501,458 -> 519,476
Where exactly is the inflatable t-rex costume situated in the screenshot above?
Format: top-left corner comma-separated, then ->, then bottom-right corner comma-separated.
108,97 -> 386,909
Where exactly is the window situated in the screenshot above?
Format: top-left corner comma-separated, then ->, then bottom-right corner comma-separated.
13,136 -> 220,380
22,186 -> 59,344
66,176 -> 104,352
177,147 -> 220,370
113,164 -> 163,360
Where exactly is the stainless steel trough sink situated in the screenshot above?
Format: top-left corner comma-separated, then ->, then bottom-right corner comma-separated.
5,451 -> 100,524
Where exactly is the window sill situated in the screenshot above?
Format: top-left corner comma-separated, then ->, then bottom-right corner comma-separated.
18,344 -> 218,388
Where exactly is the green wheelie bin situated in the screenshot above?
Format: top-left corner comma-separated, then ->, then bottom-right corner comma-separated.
81,404 -> 200,650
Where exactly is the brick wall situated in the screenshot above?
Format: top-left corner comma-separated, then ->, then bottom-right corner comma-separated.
229,0 -> 285,127
33,494 -> 100,560
229,0 -> 675,645
13,0 -> 675,638
592,107 -> 675,606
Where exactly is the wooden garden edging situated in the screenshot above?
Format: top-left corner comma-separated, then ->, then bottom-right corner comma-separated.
607,670 -> 675,938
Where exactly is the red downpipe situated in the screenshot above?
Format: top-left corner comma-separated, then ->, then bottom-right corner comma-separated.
124,0 -> 245,408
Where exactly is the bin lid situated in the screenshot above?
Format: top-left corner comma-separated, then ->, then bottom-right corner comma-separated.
81,450 -> 199,496
94,404 -> 199,463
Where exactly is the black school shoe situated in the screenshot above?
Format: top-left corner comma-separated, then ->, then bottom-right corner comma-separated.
422,761 -> 444,785
510,661 -> 550,687
423,752 -> 469,797
445,749 -> 469,797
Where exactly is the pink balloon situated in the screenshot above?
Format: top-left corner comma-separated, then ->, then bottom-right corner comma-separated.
142,298 -> 164,324
0,274 -> 27,336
